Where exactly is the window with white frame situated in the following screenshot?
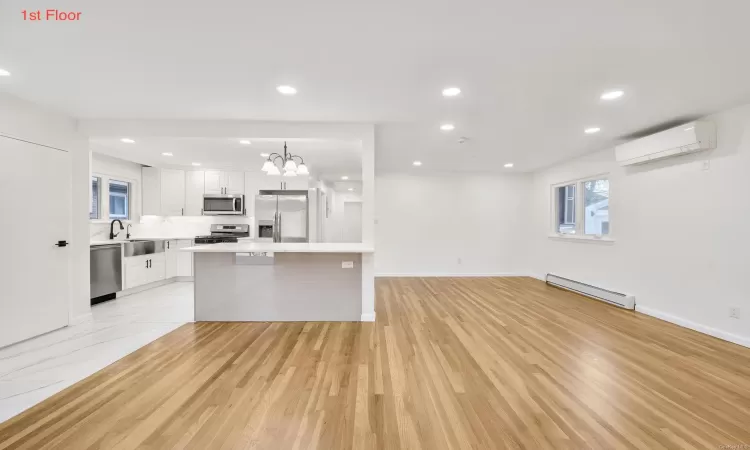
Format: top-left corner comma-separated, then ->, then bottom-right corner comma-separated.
90,176 -> 101,220
553,176 -> 610,237
109,179 -> 130,220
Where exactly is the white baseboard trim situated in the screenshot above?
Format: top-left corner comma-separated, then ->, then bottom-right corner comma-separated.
174,276 -> 194,282
117,278 -> 176,298
69,312 -> 93,326
635,305 -> 750,349
361,312 -> 376,322
375,272 -> 529,278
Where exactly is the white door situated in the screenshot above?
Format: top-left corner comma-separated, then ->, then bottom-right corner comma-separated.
146,253 -> 166,284
343,202 -> 363,242
204,171 -> 223,194
160,169 -> 185,216
0,136 -> 70,347
185,171 -> 204,215
223,171 -> 245,194
124,255 -> 149,289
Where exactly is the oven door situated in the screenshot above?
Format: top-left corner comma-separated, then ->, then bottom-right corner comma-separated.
203,195 -> 244,215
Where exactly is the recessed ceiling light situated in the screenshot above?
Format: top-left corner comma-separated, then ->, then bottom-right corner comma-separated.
162,152 -> 173,156
192,162 -> 201,166
341,176 -> 349,180
120,138 -> 135,143
440,124 -> 455,131
277,85 -> 297,95
239,140 -> 251,145
684,126 -> 694,131
600,90 -> 624,101
442,87 -> 461,97
260,153 -> 270,157
0,68 -> 10,77
348,188 -> 354,191
584,127 -> 601,134
413,161 -> 422,166
504,163 -> 514,168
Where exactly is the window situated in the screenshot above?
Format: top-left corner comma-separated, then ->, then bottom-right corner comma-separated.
109,179 -> 130,220
553,175 -> 610,237
555,184 -> 576,234
90,177 -> 100,220
583,179 -> 610,235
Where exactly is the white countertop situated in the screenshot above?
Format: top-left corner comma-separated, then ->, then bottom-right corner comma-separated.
90,236 -> 196,247
182,242 -> 374,253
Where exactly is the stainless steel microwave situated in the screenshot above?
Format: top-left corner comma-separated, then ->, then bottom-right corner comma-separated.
203,194 -> 245,215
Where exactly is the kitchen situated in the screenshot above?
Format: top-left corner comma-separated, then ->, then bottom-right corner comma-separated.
88,135 -> 371,321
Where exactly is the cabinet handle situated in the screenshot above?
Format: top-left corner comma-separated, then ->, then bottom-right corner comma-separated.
181,208 -> 184,216
145,259 -> 148,268
167,241 -> 170,250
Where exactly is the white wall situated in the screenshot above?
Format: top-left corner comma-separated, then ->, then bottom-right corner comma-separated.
527,103 -> 750,347
375,174 -> 531,276
0,93 -> 90,322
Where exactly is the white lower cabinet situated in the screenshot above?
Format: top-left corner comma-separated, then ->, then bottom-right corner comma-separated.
166,240 -> 193,278
124,253 -> 166,290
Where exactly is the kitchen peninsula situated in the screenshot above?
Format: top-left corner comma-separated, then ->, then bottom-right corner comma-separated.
182,242 -> 374,322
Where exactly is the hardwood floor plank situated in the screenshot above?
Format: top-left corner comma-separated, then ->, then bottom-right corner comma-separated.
1,277 -> 749,449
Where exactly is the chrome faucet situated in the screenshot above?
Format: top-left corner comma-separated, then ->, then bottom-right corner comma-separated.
109,219 -> 124,240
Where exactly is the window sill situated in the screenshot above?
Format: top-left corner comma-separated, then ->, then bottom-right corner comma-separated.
547,234 -> 615,245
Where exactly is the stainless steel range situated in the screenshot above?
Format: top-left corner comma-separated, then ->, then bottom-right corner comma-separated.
194,224 -> 250,244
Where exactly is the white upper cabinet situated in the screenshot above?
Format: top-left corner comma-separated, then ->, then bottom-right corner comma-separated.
204,171 -> 223,194
205,170 -> 244,195
142,167 -> 162,216
283,175 -> 309,191
161,169 -> 185,216
185,171 -> 205,215
142,167 -> 186,216
223,171 -> 245,194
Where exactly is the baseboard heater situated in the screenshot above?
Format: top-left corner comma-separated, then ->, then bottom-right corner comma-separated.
545,274 -> 635,310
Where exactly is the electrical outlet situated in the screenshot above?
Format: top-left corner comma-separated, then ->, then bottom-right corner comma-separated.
729,307 -> 741,319
457,257 -> 462,265
341,261 -> 354,269
701,160 -> 710,171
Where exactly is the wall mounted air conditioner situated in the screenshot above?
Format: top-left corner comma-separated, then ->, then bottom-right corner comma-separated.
615,120 -> 716,166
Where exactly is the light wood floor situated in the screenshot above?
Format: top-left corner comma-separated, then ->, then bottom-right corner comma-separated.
1,277 -> 749,449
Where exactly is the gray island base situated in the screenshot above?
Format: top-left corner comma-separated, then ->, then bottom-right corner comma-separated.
184,243 -> 374,322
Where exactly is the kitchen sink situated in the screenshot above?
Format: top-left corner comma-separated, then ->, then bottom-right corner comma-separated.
123,240 -> 165,257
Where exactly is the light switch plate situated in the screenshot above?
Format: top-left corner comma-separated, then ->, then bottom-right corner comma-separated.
342,261 -> 354,269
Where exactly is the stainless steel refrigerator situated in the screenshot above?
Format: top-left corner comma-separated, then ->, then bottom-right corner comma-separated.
255,190 -> 309,242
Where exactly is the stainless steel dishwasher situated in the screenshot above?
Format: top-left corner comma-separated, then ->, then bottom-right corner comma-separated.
90,244 -> 122,304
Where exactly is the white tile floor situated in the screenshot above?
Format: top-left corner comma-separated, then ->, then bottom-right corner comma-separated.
0,281 -> 194,423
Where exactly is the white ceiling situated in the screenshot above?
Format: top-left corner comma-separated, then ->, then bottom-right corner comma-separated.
90,137 -> 363,181
3,0 -> 750,172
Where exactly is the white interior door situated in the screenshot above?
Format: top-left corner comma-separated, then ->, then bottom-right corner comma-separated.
343,202 -> 363,242
0,136 -> 70,348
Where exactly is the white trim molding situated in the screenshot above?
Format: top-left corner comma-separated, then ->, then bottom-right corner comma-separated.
636,305 -> 750,349
360,312 -> 376,322
375,272 -> 529,278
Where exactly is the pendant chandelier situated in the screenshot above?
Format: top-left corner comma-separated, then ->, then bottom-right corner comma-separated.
261,141 -> 308,177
